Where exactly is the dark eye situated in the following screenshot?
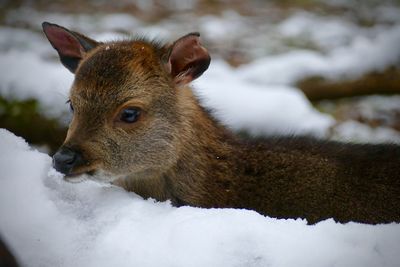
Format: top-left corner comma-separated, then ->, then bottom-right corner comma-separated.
67,100 -> 74,112
120,107 -> 141,123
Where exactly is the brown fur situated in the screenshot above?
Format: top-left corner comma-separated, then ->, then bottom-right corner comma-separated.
43,22 -> 400,224
0,237 -> 19,267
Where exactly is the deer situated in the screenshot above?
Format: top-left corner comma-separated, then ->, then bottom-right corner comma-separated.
42,21 -> 400,225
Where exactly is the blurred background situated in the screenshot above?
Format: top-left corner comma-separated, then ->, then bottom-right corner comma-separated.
1,0 -> 400,153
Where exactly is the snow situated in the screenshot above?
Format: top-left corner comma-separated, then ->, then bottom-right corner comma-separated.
278,11 -> 359,51
1,7 -> 400,137
238,24 -> 400,85
0,48 -> 334,135
194,60 -> 334,136
1,3 -> 400,266
331,120 -> 400,144
0,28 -> 335,135
199,11 -> 247,40
3,7 -> 398,137
0,49 -> 73,118
0,128 -> 399,267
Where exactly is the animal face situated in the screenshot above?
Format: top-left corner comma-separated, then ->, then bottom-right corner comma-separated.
43,22 -> 210,181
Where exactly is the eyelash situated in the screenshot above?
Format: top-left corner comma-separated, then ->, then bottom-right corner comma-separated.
66,100 -> 74,112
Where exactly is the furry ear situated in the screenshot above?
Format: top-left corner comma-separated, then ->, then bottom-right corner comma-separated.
42,22 -> 99,73
165,33 -> 210,86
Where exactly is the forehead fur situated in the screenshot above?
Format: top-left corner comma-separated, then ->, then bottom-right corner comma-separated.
72,38 -> 168,102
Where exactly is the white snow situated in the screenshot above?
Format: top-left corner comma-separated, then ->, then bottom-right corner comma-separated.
194,60 -> 334,136
0,28 -> 334,135
0,49 -> 73,118
238,24 -> 400,85
3,8 -> 399,137
278,11 -> 359,51
1,8 -> 400,138
0,128 -> 399,267
332,120 -> 400,144
199,11 -> 247,40
1,4 -> 400,266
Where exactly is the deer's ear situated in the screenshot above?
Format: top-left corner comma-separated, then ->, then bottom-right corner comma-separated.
42,22 -> 99,73
165,33 -> 210,86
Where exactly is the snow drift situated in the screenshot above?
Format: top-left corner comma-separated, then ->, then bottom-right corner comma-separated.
0,129 -> 399,267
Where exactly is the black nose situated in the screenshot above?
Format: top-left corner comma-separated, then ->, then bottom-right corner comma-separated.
53,147 -> 84,175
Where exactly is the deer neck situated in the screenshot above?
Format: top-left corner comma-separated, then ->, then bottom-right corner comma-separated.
163,88 -> 239,207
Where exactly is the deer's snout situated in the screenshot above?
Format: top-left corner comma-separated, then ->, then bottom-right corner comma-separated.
53,147 -> 84,175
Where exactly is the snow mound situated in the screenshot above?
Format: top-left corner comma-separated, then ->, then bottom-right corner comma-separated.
194,60 -> 334,136
0,128 -> 399,267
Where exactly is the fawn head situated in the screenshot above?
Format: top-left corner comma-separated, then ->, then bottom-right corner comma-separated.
42,22 -> 210,181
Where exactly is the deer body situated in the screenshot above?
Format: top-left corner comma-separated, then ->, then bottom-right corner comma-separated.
42,22 -> 400,224
116,88 -> 400,224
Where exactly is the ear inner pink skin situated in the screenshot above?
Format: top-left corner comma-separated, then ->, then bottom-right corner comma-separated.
44,26 -> 84,59
167,33 -> 211,86
43,23 -> 210,84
